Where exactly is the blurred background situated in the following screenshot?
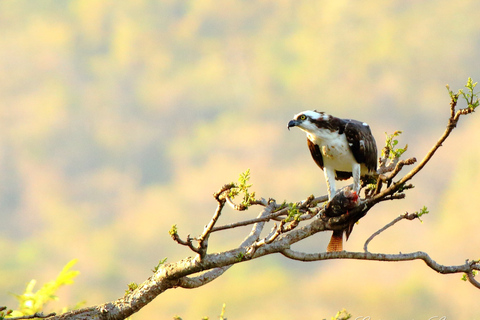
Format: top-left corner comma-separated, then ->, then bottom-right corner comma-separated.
1,0 -> 480,318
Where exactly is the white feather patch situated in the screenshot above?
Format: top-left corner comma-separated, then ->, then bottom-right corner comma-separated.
294,110 -> 323,120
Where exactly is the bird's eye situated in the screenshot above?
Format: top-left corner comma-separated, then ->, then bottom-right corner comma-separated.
300,115 -> 307,120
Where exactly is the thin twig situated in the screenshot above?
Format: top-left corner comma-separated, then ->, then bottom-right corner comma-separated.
6,312 -> 56,320
196,201 -> 225,257
374,158 -> 417,195
178,202 -> 276,288
372,103 -> 473,202
467,265 -> 480,289
364,212 -> 420,253
225,196 -> 268,210
171,233 -> 201,254
210,210 -> 287,232
211,195 -> 326,233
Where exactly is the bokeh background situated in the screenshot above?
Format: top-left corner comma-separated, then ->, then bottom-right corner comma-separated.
1,0 -> 480,318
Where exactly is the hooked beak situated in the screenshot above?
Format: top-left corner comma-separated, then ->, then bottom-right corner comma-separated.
287,119 -> 299,131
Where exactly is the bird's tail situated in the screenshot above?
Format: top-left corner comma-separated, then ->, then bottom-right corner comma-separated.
327,230 -> 343,252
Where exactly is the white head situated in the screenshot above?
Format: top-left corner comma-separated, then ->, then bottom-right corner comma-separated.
288,110 -> 330,133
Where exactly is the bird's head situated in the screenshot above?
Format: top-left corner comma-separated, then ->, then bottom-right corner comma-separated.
287,110 -> 330,133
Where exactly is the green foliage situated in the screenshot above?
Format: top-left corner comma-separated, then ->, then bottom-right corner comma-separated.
415,205 -> 429,223
125,282 -> 139,296
383,131 -> 408,160
236,252 -> 244,262
8,259 -> 80,318
284,203 -> 302,222
461,270 -> 478,282
228,169 -> 256,209
169,224 -> 178,237
447,77 -> 479,110
0,306 -> 12,320
417,205 -> 429,217
219,303 -> 227,320
462,77 -> 479,110
397,183 -> 415,193
272,201 -> 288,213
152,257 -> 168,273
365,183 -> 377,192
331,308 -> 352,320
446,84 -> 459,102
461,259 -> 479,282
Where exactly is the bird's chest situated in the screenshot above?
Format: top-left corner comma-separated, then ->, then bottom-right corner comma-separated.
308,132 -> 356,169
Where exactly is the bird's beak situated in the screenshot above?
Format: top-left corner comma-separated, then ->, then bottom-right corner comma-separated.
287,119 -> 299,131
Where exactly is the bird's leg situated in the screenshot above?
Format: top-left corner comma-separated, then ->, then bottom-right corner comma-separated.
324,167 -> 337,201
352,163 -> 361,195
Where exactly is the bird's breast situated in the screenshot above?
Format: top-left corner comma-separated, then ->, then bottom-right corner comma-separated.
309,132 -> 357,171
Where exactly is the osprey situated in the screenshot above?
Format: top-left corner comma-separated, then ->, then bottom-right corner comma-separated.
287,110 -> 377,200
288,110 -> 378,252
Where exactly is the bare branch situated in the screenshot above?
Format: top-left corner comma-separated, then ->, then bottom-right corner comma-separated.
374,99 -> 474,201
211,208 -> 286,233
363,212 -> 422,253
226,195 -> 268,210
170,232 -> 201,255
177,266 -> 230,289
196,201 -> 225,258
213,183 -> 236,201
467,267 -> 480,289
179,201 -> 276,288
6,312 -> 56,320
280,249 -> 480,276
211,195 -> 326,233
374,157 -> 417,195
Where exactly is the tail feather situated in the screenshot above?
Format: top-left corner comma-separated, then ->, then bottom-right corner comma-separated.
327,230 -> 343,252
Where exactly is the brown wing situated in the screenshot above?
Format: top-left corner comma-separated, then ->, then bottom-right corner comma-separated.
307,138 -> 324,170
344,120 -> 377,173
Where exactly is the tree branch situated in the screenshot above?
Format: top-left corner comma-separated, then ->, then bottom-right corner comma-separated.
280,249 -> 480,276
44,80 -> 478,319
363,211 -> 422,253
211,195 -> 326,233
6,312 -> 56,320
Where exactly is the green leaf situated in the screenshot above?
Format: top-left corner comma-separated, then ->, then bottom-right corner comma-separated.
229,169 -> 256,209
152,257 -> 168,273
332,308 -> 352,320
448,77 -> 479,110
284,203 -> 302,222
383,131 -> 407,160
125,282 -> 139,295
169,224 -> 178,236
414,205 -> 429,223
236,252 -> 244,262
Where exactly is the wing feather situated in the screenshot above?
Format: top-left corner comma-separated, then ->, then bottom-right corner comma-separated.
307,138 -> 324,170
344,120 -> 377,173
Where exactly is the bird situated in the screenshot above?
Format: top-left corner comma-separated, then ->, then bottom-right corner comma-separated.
288,110 -> 378,252
288,110 -> 378,201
